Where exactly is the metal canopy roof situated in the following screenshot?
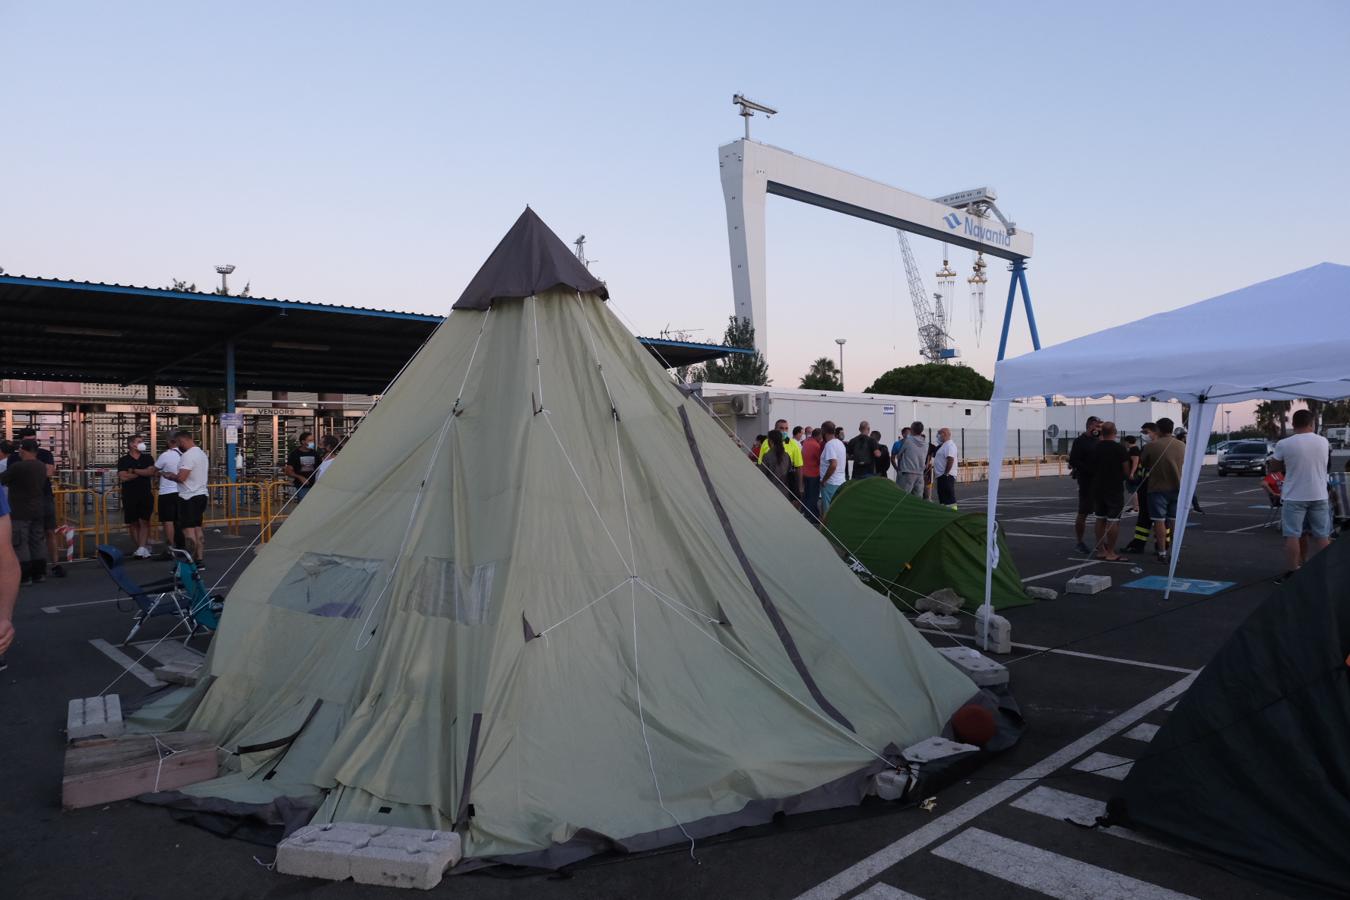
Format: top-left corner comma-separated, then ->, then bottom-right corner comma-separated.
0,276 -> 746,393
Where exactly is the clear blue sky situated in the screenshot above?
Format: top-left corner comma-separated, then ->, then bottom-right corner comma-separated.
3,2 -> 1347,422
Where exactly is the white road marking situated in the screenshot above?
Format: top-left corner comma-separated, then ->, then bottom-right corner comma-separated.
40,596 -> 123,613
1224,522 -> 1271,533
1234,487 -> 1264,494
793,672 -> 1197,900
130,638 -> 203,668
1164,701 -> 1178,712
1004,532 -> 1065,539
1022,562 -> 1101,583
930,828 -> 1196,899
1072,751 -> 1134,780
915,629 -> 1198,675
88,638 -> 161,687
1009,786 -> 1174,851
855,885 -> 926,900
1123,722 -> 1160,742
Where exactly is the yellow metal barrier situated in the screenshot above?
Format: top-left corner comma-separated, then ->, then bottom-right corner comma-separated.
53,487 -> 110,560
202,481 -> 270,540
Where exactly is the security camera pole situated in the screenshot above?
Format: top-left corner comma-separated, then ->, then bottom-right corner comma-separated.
732,93 -> 777,140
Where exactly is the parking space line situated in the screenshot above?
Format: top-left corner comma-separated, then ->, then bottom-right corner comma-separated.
1009,787 -> 1173,851
88,638 -> 160,686
1071,751 -> 1134,780
915,629 -> 1198,674
41,597 -> 123,614
1123,723 -> 1160,742
930,828 -> 1195,899
793,672 -> 1197,900
1224,522 -> 1269,533
1022,562 -> 1100,583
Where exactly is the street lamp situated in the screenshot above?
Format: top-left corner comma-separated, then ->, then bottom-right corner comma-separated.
1224,409 -> 1232,441
835,338 -> 847,390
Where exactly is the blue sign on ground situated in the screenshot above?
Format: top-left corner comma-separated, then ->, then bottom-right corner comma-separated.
1123,575 -> 1234,596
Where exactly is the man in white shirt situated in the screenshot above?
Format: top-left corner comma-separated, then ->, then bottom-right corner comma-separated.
1272,408 -> 1331,579
154,439 -> 182,558
817,419 -> 848,518
932,427 -> 960,510
161,430 -> 210,567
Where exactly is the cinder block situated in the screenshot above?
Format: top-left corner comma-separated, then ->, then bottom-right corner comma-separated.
917,587 -> 963,615
914,611 -> 961,631
1025,586 -> 1058,601
67,695 -> 125,741
872,768 -> 910,801
902,736 -> 980,766
974,608 -> 1012,654
277,823 -> 460,889
936,646 -> 1009,687
154,662 -> 202,685
1066,574 -> 1112,595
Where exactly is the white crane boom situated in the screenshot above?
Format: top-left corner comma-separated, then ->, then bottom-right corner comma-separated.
896,231 -> 956,364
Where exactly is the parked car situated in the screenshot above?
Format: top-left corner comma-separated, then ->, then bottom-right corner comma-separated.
1217,441 -> 1273,476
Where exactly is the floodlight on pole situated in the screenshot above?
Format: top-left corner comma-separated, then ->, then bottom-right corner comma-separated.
215,264 -> 236,295
835,338 -> 846,390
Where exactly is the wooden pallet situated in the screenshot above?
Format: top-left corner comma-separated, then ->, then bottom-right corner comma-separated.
62,731 -> 217,809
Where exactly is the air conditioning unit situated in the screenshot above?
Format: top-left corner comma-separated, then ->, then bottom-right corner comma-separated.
731,393 -> 760,416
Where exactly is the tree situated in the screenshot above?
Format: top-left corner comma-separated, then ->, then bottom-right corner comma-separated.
697,316 -> 769,386
1254,400 -> 1292,438
864,363 -> 993,400
799,357 -> 843,391
1322,399 -> 1350,425
168,278 -> 199,292
1301,398 -> 1324,430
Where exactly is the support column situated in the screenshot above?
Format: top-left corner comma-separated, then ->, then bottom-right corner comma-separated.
719,141 -> 769,354
995,259 -> 1022,362
225,342 -> 238,521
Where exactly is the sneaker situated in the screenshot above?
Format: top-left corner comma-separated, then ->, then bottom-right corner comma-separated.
134,546 -> 151,559
1074,542 -> 1091,555
0,655 -> 7,672
1156,552 -> 1169,564
50,565 -> 66,578
1274,570 -> 1297,584
32,574 -> 46,584
1121,541 -> 1144,554
195,560 -> 206,571
19,577 -> 33,587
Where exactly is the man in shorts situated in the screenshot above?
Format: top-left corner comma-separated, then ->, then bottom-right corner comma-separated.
154,436 -> 182,557
1089,422 -> 1131,559
1272,408 -> 1331,581
1138,417 -> 1185,563
6,428 -> 62,577
932,427 -> 960,509
163,430 -> 210,567
116,434 -> 157,558
1068,416 -> 1101,554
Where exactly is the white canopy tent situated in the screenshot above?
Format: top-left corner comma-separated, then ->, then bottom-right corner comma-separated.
983,262 -> 1350,619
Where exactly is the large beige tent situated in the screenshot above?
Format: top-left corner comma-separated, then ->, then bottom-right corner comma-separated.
137,209 -> 979,865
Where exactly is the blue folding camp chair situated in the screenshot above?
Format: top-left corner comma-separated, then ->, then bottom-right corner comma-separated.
96,545 -> 222,645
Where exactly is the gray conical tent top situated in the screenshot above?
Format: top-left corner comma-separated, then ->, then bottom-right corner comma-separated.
134,208 -> 978,866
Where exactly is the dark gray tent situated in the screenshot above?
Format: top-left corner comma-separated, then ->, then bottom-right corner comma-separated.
452,207 -> 607,310
1107,538 -> 1350,898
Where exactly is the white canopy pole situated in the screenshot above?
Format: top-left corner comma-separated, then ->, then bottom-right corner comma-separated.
1163,401 -> 1218,599
981,400 -> 1011,646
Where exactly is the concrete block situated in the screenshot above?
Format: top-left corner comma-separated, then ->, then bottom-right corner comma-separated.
67,695 -> 125,741
902,736 -> 980,766
1066,574 -> 1112,595
153,661 -> 202,686
1025,586 -> 1058,601
915,611 -> 961,631
974,608 -> 1012,654
917,587 -> 964,615
277,823 -> 460,889
872,768 -> 911,801
936,646 -> 1009,687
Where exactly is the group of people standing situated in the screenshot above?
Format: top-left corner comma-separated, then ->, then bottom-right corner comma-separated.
752,418 -> 960,522
1068,410 -> 1334,579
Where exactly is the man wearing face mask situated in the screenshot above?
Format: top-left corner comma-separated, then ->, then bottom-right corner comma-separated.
117,434 -> 157,558
756,418 -> 804,475
285,431 -> 323,501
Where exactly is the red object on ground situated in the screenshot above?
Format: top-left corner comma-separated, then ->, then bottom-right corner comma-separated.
951,703 -> 997,747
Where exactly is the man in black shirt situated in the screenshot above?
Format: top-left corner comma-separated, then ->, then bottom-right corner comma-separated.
1089,422 -> 1132,560
846,421 -> 875,479
285,431 -> 324,501
117,434 -> 157,558
1068,416 -> 1101,554
1,440 -> 50,584
6,428 -> 62,577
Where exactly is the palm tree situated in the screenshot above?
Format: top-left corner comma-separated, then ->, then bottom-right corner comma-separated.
1254,400 -> 1292,437
799,357 -> 843,391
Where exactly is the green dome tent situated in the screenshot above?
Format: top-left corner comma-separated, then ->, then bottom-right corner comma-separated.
823,477 -> 1032,611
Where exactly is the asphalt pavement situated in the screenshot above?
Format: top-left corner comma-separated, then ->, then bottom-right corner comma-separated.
0,469 -> 1314,899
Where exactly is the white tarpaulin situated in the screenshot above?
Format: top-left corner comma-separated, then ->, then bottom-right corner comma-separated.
983,262 -> 1350,615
